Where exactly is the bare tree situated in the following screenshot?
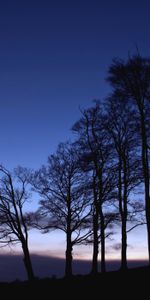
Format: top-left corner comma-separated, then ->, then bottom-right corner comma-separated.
106,96 -> 144,269
0,166 -> 35,281
107,54 -> 150,264
32,142 -> 91,277
72,102 -> 117,274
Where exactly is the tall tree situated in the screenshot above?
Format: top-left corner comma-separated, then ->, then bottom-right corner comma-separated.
32,142 -> 91,277
0,166 -> 34,281
72,102 -> 116,273
107,54 -> 150,264
106,97 -> 141,269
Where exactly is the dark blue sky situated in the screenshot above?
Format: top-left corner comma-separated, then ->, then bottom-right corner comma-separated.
0,0 -> 150,169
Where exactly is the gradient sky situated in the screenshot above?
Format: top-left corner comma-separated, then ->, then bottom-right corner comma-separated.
0,0 -> 150,261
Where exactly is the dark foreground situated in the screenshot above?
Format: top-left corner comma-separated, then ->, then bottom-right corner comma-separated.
0,266 -> 149,297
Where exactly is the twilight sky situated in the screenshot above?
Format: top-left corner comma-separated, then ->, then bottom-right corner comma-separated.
0,0 -> 150,262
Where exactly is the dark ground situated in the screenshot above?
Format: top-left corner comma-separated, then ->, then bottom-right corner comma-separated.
0,266 -> 149,297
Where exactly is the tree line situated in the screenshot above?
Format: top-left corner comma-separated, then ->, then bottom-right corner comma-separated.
0,54 -> 149,281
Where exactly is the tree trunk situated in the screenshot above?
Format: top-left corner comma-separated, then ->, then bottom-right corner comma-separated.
65,233 -> 72,277
121,154 -> 128,270
118,155 -> 128,270
91,213 -> 99,275
65,189 -> 72,277
146,209 -> 150,265
121,216 -> 127,270
91,176 -> 99,275
22,240 -> 34,281
97,170 -> 106,273
100,205 -> 106,273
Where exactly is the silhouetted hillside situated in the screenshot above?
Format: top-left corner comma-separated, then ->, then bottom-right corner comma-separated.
0,266 -> 149,297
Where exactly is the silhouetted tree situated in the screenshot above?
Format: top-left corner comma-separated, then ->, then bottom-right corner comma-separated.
106,97 -> 142,270
32,142 -> 91,277
0,166 -> 34,281
107,54 -> 150,264
72,102 -> 116,274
